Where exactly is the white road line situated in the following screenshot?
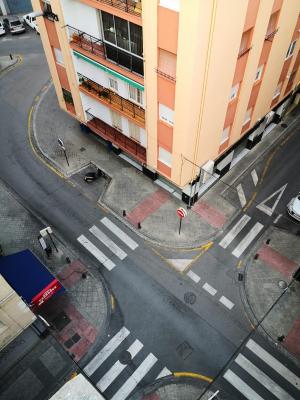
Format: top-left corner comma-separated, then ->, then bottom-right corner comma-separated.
251,169 -> 258,186
84,327 -> 130,376
111,353 -> 157,400
224,369 -> 264,400
187,270 -> 201,283
219,296 -> 234,310
90,225 -> 127,260
235,354 -> 294,400
237,184 -> 247,207
101,217 -> 138,250
77,235 -> 115,270
256,184 -> 287,216
232,222 -> 264,258
246,339 -> 300,389
219,215 -> 251,249
97,339 -> 143,392
203,283 -> 217,296
156,367 -> 172,380
274,213 -> 282,224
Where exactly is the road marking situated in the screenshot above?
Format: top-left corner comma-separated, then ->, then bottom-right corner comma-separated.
237,184 -> 247,207
224,369 -> 264,400
77,235 -> 115,271
219,215 -> 251,249
203,283 -> 217,296
219,296 -> 234,310
173,372 -> 213,382
101,217 -> 138,250
256,184 -> 287,216
274,213 -> 282,224
167,259 -> 192,272
246,339 -> 300,389
187,270 -> 201,283
156,367 -> 171,380
235,354 -> 294,400
251,169 -> 258,186
111,353 -> 157,400
232,222 -> 264,258
84,327 -> 130,376
90,225 -> 127,260
97,339 -> 143,392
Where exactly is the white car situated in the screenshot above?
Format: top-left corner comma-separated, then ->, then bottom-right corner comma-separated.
23,12 -> 39,33
287,194 -> 300,222
0,21 -> 6,36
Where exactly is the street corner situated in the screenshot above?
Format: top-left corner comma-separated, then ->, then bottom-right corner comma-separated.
0,54 -> 22,76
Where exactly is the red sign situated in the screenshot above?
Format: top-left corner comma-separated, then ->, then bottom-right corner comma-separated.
177,207 -> 187,219
31,278 -> 62,307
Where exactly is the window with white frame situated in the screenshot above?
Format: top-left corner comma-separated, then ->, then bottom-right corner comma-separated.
220,127 -> 230,144
109,78 -> 118,92
273,82 -> 282,98
158,146 -> 172,167
286,40 -> 296,59
159,0 -> 180,12
129,121 -> 140,142
159,103 -> 174,125
53,48 -> 64,66
110,110 -> 122,131
254,65 -> 264,82
243,107 -> 252,125
229,83 -> 239,100
128,85 -> 143,106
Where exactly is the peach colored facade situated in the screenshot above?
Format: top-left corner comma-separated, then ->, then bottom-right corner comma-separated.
33,0 -> 300,202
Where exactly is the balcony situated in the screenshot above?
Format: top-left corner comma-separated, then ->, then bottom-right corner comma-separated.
68,26 -> 144,76
86,111 -> 146,163
90,0 -> 142,17
78,73 -> 145,125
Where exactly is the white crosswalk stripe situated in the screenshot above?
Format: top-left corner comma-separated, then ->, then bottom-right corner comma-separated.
237,184 -> 247,207
232,222 -> 263,258
219,215 -> 251,249
90,225 -> 127,260
77,235 -> 115,270
101,217 -> 138,250
223,338 -> 300,400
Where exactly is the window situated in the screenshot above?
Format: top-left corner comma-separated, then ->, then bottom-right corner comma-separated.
286,40 -> 296,59
229,83 -> 239,100
273,82 -> 282,98
159,103 -> 174,125
129,86 -> 143,105
220,127 -> 230,144
238,29 -> 252,56
243,107 -> 252,125
110,110 -> 122,131
54,48 -> 64,65
158,49 -> 177,78
109,78 -> 118,92
159,0 -> 180,12
129,121 -> 140,142
254,65 -> 264,82
158,147 -> 172,167
62,88 -> 73,105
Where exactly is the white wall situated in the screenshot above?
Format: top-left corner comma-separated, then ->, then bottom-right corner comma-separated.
61,0 -> 102,39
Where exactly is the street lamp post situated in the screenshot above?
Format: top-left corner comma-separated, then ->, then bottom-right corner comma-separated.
58,138 -> 69,166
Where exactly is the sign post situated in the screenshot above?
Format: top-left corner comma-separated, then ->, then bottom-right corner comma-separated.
40,227 -> 58,253
176,207 -> 187,235
58,138 -> 69,167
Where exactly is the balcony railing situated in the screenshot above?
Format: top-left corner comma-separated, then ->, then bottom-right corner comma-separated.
78,73 -> 145,124
265,28 -> 279,41
238,46 -> 252,59
86,111 -> 146,163
91,0 -> 142,17
68,26 -> 144,76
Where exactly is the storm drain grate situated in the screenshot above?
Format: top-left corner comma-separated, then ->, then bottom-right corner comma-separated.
52,312 -> 71,331
177,341 -> 193,360
184,292 -> 197,305
281,123 -> 288,128
64,333 -> 81,349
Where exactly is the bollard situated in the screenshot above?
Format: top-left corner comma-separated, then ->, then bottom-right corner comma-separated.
266,239 -> 270,245
123,210 -> 126,217
238,273 -> 244,281
138,222 -> 141,229
9,54 -> 13,60
66,257 -> 71,263
254,253 -> 259,260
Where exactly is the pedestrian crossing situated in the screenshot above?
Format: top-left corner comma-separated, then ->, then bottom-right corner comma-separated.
222,337 -> 300,400
83,326 -> 171,399
77,217 -> 138,271
219,214 -> 264,258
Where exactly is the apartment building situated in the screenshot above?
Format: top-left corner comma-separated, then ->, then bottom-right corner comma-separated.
33,0 -> 300,203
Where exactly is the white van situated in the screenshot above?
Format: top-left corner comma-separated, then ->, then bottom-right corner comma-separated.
23,12 -> 39,33
0,21 -> 6,36
287,194 -> 300,221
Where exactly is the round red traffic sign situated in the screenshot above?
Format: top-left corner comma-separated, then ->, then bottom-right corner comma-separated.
177,207 -> 187,219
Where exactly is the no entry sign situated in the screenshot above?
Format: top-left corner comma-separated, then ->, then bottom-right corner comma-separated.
177,207 -> 187,219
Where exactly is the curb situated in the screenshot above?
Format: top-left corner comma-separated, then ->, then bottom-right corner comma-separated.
0,54 -> 21,76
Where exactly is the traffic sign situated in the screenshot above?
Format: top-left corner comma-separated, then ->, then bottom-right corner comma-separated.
177,207 -> 187,219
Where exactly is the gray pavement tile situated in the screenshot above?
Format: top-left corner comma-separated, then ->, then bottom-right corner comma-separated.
0,369 -> 43,400
39,347 -> 66,376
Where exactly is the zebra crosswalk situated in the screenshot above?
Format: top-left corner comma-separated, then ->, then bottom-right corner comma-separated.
221,337 -> 300,400
219,214 -> 264,258
83,326 -> 171,399
77,217 -> 139,270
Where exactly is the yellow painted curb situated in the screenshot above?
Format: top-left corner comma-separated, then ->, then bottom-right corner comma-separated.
111,294 -> 115,311
173,372 -> 213,383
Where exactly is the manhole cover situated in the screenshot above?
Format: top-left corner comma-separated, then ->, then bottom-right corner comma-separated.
119,351 -> 132,365
184,292 -> 196,305
281,123 -> 288,128
176,341 -> 193,360
80,147 -> 86,152
278,280 -> 287,289
52,312 -> 71,331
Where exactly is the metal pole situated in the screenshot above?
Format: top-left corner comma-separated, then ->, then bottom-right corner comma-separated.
46,229 -> 58,253
63,148 -> 69,166
178,218 -> 182,235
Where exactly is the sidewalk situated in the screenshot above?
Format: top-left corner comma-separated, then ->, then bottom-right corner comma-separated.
0,54 -> 19,74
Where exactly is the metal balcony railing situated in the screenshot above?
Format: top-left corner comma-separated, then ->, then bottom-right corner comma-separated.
265,28 -> 279,41
78,73 -> 145,124
68,26 -> 144,76
238,46 -> 252,59
91,0 -> 142,17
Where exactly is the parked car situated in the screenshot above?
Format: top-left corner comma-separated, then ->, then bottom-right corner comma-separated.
8,17 -> 26,34
287,194 -> 300,222
0,21 -> 6,36
23,12 -> 39,33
